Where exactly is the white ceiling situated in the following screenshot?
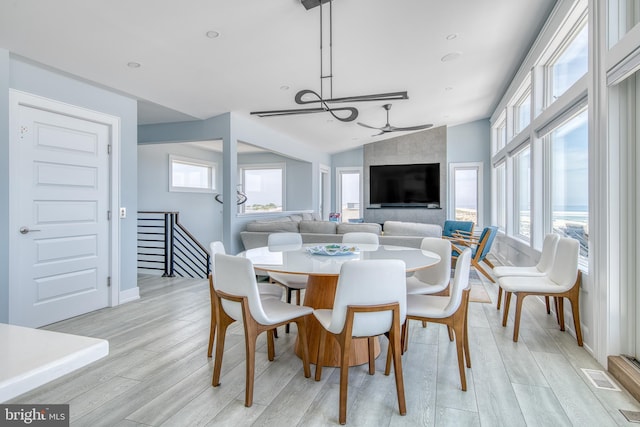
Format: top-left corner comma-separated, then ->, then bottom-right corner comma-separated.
0,0 -> 556,154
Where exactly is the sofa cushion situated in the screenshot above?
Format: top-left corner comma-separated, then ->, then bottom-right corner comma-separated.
299,220 -> 337,234
245,218 -> 299,233
382,221 -> 442,237
336,222 -> 382,235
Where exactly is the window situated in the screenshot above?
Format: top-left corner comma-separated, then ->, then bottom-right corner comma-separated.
169,155 -> 216,193
495,162 -> 507,231
239,165 -> 284,214
493,113 -> 507,154
336,167 -> 362,222
608,0 -> 640,46
514,90 -> 532,134
514,146 -> 531,240
546,109 -> 589,261
549,23 -> 588,103
450,163 -> 483,226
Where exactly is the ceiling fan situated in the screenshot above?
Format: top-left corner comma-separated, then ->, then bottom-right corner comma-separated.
357,104 -> 433,135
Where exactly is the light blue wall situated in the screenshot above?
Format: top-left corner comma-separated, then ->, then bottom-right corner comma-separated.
446,119 -> 492,226
0,56 -> 139,321
0,50 -> 10,322
137,143 -> 224,246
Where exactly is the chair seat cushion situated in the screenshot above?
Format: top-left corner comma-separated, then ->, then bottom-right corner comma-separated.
406,276 -> 448,295
493,265 -> 544,278
498,275 -> 567,293
258,283 -> 284,299
269,272 -> 307,289
261,298 -> 313,325
406,294 -> 450,319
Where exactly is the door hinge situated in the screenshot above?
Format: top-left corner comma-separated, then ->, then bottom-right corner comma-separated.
107,144 -> 112,154
19,125 -> 29,140
107,210 -> 112,220
107,276 -> 111,287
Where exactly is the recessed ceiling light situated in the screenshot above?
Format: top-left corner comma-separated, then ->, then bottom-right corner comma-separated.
127,62 -> 141,68
446,33 -> 458,40
445,87 -> 454,91
280,85 -> 290,91
206,30 -> 220,39
441,52 -> 462,62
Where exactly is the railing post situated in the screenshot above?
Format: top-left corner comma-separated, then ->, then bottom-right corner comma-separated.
168,213 -> 176,277
162,213 -> 170,277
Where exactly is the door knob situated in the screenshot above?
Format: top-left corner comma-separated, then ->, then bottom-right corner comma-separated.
19,226 -> 41,234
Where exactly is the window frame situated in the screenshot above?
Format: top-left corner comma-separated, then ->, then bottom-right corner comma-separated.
336,166 -> 363,222
512,144 -> 532,242
448,162 -> 484,228
168,154 -> 217,193
237,163 -> 286,214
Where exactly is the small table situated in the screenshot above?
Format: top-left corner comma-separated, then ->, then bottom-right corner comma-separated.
240,243 -> 440,367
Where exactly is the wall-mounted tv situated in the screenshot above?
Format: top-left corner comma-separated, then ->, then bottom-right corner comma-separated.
370,163 -> 440,207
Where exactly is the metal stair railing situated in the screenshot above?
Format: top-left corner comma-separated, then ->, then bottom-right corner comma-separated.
137,211 -> 210,278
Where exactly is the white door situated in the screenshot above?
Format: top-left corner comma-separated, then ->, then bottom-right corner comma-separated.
10,99 -> 111,327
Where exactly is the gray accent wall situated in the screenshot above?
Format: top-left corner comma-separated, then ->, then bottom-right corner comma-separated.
0,55 -> 139,322
363,126 -> 447,226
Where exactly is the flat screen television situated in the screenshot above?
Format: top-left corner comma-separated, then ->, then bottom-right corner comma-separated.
370,163 -> 440,207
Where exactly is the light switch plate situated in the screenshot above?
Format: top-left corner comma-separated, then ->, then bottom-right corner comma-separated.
119,207 -> 126,218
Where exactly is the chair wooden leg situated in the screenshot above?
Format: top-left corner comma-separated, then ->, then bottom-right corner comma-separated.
267,329 -> 275,361
207,315 -> 216,358
447,326 -> 454,342
513,294 -> 525,342
368,336 -> 376,375
463,296 -> 471,368
452,320 -> 467,391
243,329 -> 258,407
502,292 -> 512,327
473,261 -> 495,283
339,336 -> 351,425
315,327 -> 327,381
295,317 -> 311,377
390,322 -> 406,416
569,292 -> 583,346
554,297 -> 560,324
385,337 -> 392,376
402,320 -> 409,353
558,297 -> 565,331
545,296 -> 551,314
497,286 -> 502,310
296,289 -> 301,306
212,310 -> 233,387
422,320 -> 427,328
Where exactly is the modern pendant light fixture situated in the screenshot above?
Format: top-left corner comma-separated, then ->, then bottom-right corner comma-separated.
251,0 -> 409,122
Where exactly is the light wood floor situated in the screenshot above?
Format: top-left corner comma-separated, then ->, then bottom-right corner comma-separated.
10,274 -> 640,426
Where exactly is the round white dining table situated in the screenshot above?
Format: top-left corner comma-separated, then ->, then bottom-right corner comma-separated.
239,243 -> 440,367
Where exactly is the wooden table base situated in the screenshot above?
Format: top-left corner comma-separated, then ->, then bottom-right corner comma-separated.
294,275 -> 380,367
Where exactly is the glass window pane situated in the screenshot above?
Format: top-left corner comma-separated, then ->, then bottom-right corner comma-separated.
551,24 -> 588,102
340,172 -> 361,222
170,157 -> 215,192
454,168 -> 478,224
516,91 -> 531,133
515,147 -> 531,239
496,163 -> 506,231
242,168 -> 283,213
549,110 -> 589,260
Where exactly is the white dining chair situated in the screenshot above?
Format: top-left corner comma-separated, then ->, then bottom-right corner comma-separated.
406,237 -> 451,295
341,232 -> 380,245
207,241 -> 283,357
400,248 -> 472,390
267,233 -> 308,333
493,233 -> 560,312
313,259 -> 406,424
499,237 -> 583,345
212,253 -> 312,407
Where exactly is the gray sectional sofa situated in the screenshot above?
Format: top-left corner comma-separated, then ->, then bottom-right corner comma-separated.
239,215 -> 442,250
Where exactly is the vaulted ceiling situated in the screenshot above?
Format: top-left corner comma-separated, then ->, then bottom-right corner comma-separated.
0,0 -> 556,153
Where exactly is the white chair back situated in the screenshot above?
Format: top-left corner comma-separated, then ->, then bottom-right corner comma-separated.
548,237 -> 579,289
442,248 -> 472,317
214,253 -> 270,324
537,234 -> 560,273
268,232 -> 303,251
342,232 -> 380,245
209,241 -> 226,279
328,259 -> 406,336
413,237 -> 451,287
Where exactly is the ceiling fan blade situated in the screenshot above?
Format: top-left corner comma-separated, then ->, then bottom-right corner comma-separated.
388,124 -> 434,131
357,122 -> 383,130
250,107 -> 326,117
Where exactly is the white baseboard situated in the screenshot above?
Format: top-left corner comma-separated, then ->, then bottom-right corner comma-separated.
119,287 -> 140,304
